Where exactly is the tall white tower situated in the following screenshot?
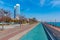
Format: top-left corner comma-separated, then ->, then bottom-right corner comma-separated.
14,4 -> 20,20
16,4 -> 20,15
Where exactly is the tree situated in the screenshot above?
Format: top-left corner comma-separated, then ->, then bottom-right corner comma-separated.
0,9 -> 11,30
29,18 -> 38,24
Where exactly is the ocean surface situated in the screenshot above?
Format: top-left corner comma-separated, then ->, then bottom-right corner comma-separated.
20,23 -> 48,40
48,22 -> 60,27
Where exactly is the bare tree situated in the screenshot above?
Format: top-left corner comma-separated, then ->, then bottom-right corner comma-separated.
0,9 -> 11,30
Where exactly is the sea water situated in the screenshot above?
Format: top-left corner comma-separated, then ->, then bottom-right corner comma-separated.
48,22 -> 60,27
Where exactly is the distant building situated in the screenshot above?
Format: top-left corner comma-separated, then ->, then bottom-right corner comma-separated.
14,6 -> 16,19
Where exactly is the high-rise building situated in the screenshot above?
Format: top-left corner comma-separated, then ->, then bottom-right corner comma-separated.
16,4 -> 20,15
14,6 -> 16,19
14,4 -> 20,19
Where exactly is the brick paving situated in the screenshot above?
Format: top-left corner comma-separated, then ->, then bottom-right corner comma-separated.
0,23 -> 37,40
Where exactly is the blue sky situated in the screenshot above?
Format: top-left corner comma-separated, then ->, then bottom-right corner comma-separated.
0,0 -> 60,22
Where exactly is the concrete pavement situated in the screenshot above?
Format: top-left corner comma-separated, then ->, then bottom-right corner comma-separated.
42,23 -> 60,40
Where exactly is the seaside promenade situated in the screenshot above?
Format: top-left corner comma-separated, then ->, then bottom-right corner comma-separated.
0,23 -> 38,40
42,23 -> 60,40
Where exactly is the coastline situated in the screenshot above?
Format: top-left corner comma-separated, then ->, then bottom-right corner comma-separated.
43,23 -> 60,40
44,23 -> 60,32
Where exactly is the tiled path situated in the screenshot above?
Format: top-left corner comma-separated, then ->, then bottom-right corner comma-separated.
0,23 -> 37,40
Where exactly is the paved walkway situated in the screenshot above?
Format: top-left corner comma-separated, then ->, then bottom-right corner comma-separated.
0,24 -> 20,29
0,23 -> 37,40
43,23 -> 60,40
9,23 -> 39,40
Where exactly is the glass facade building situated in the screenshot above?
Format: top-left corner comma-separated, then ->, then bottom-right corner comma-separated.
14,4 -> 20,19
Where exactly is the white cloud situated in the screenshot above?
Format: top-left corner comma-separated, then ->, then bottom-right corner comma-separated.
40,0 -> 45,7
50,0 -> 60,7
